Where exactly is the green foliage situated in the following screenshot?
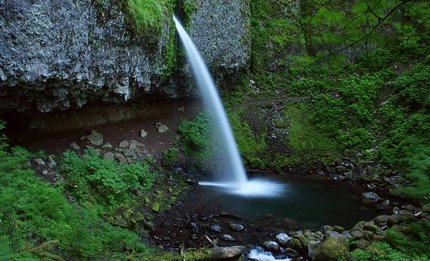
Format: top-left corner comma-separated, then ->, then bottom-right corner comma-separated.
284,105 -> 338,166
178,113 -> 214,163
351,223 -> 430,260
250,0 -> 304,71
126,0 -> 173,35
351,242 -> 414,261
0,140 -> 149,259
60,149 -> 156,207
228,110 -> 267,168
162,147 -> 179,168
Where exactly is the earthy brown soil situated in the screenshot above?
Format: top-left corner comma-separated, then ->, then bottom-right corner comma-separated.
3,98 -> 202,156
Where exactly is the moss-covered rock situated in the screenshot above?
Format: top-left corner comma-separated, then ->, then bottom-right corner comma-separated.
313,236 -> 350,261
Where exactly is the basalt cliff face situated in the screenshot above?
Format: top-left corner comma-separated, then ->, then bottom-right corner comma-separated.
0,0 -> 250,112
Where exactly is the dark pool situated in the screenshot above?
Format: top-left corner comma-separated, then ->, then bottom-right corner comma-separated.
194,175 -> 385,229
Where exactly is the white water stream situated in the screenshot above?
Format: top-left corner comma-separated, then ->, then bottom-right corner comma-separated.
174,16 -> 283,197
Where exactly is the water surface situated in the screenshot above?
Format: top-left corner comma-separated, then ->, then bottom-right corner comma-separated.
194,175 -> 384,229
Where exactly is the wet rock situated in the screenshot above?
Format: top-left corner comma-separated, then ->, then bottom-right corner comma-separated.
308,240 -> 322,259
363,221 -> 379,233
155,122 -> 169,133
351,230 -> 364,239
313,236 -> 350,261
190,222 -> 199,234
422,203 -> 430,213
353,239 -> 370,249
341,231 -> 353,239
220,234 -> 236,242
361,192 -> 382,205
140,129 -> 148,138
373,235 -> 385,241
374,215 -> 390,226
323,225 -> 334,234
209,224 -> 221,233
210,246 -> 248,260
376,199 -> 391,210
85,130 -> 103,146
229,223 -> 244,232
284,247 -> 298,257
263,241 -> 279,252
389,214 -> 400,225
119,140 -> 129,148
397,210 -> 415,223
123,149 -> 137,159
33,158 -> 45,165
47,155 -> 56,168
103,142 -> 113,149
103,152 -> 115,161
114,153 -> 127,164
276,233 -> 291,246
69,142 -> 80,150
333,225 -> 345,233
129,140 -> 140,150
289,238 -> 303,251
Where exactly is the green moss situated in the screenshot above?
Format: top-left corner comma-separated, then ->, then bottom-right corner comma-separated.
142,248 -> 212,261
314,236 -> 350,261
229,110 -> 266,156
285,105 -> 338,166
126,0 -> 173,36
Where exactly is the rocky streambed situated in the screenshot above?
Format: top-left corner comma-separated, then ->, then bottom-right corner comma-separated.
150,175 -> 429,260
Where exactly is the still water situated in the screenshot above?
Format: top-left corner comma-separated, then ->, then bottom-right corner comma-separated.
195,175 -> 385,229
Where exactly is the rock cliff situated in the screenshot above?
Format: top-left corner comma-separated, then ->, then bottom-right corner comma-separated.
0,0 -> 250,112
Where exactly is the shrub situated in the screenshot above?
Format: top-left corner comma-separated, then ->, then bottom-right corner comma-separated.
178,113 -> 214,163
60,149 -> 156,207
0,137 -> 149,259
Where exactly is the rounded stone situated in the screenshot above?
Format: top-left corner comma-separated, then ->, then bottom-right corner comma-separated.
361,192 -> 382,205
229,223 -> 244,232
209,224 -> 221,233
220,234 -> 236,242
263,240 -> 280,252
276,232 -> 291,246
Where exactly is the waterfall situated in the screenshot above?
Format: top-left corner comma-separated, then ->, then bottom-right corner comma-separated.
174,16 -> 283,197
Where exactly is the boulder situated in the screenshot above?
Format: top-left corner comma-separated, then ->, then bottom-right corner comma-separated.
313,236 -> 350,261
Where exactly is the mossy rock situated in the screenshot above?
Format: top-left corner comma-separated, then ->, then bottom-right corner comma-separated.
313,236 -> 350,261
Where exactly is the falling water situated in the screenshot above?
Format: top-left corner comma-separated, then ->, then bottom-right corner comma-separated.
174,16 -> 283,197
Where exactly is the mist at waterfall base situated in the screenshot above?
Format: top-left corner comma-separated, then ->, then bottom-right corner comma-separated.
173,16 -> 284,198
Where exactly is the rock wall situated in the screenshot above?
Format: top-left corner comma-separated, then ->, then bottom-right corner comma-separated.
0,0 -> 250,112
189,0 -> 251,85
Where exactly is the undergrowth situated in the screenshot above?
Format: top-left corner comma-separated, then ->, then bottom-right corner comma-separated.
0,125 -> 151,259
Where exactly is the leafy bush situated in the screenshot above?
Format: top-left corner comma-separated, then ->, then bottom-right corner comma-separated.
351,223 -> 430,260
178,113 -> 214,163
162,147 -> 179,168
0,136 -> 149,259
60,149 -> 156,207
